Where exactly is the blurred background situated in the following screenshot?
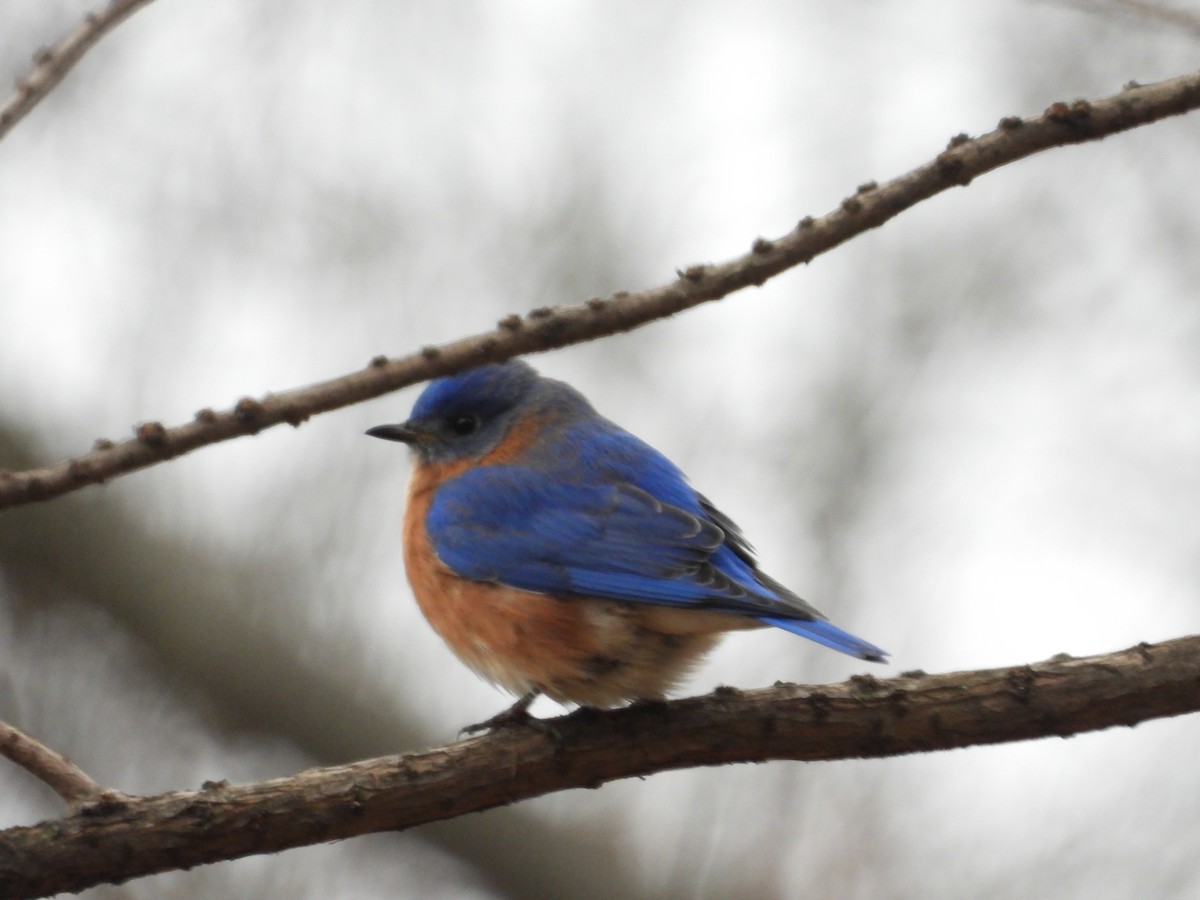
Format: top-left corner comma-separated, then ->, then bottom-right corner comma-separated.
2,1 -> 1199,897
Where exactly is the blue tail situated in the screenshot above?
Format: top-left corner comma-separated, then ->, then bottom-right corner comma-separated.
760,616 -> 888,662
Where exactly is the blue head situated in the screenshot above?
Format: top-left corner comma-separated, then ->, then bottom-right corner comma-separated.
366,360 -> 587,464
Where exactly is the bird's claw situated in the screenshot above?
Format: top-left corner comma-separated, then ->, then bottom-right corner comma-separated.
460,692 -> 560,738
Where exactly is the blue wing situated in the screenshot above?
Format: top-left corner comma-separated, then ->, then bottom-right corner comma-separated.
426,421 -> 886,661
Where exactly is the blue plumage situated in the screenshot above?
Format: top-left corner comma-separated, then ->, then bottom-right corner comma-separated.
409,361 -> 886,663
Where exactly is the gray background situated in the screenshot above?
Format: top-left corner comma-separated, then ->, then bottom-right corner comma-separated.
1,2 -> 1198,897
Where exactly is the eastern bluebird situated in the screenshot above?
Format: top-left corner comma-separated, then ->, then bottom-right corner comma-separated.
367,360 -> 885,718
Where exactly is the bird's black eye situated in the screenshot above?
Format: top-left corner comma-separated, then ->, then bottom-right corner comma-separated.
448,414 -> 479,436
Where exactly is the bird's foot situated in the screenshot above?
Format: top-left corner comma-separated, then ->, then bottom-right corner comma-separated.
460,692 -> 559,738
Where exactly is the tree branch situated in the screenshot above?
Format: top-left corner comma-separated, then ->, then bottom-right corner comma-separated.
1053,0 -> 1200,37
1,636 -> 1197,898
1,70 -> 1198,511
0,722 -> 130,811
0,0 -> 159,143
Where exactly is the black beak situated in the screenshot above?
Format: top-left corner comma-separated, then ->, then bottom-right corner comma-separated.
365,423 -> 422,443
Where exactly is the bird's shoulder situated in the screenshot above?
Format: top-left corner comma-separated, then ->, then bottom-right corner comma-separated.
434,413 -> 698,509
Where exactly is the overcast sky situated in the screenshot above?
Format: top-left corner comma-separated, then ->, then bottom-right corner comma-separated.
2,2 -> 1199,897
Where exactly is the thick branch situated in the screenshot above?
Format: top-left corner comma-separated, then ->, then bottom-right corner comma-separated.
0,722 -> 128,811
0,0 -> 158,143
1,636 -> 1198,898
1,70 -> 1199,510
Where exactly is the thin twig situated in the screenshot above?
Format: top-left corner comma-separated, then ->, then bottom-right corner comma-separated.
1051,0 -> 1200,37
1,70 -> 1199,512
0,721 -> 131,811
0,635 -> 1198,898
0,0 -> 158,143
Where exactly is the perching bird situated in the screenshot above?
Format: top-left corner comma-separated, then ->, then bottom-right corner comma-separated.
367,360 -> 885,719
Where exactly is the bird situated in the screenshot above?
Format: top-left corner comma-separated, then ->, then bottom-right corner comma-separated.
367,359 -> 886,722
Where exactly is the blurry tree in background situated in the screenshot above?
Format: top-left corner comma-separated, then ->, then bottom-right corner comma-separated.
2,1 -> 1199,897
